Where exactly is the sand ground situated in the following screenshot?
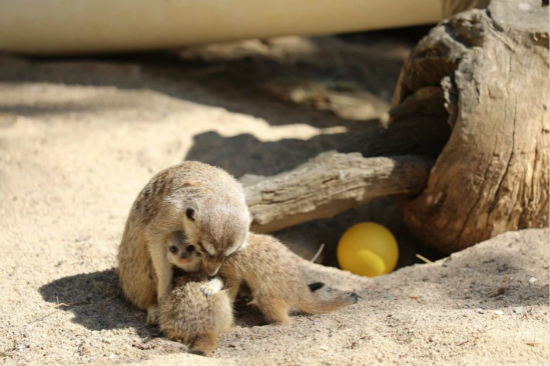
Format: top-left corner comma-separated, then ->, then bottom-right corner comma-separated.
0,34 -> 548,365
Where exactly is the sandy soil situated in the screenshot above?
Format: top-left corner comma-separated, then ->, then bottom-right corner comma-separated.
0,34 -> 548,365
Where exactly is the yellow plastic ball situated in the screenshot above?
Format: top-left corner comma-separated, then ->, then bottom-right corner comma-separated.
337,222 -> 399,277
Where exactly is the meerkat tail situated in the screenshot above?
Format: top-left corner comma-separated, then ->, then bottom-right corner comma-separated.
296,291 -> 358,314
189,333 -> 218,357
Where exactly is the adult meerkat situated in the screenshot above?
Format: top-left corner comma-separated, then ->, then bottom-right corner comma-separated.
215,233 -> 358,325
160,243 -> 233,357
117,162 -> 251,324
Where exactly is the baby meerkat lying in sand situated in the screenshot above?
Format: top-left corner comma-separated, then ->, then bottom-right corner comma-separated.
183,232 -> 358,326
219,233 -> 358,325
159,234 -> 233,356
161,230 -> 357,357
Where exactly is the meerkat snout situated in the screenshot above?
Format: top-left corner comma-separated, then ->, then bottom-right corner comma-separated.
168,245 -> 189,264
181,198 -> 251,275
166,233 -> 202,271
179,245 -> 198,260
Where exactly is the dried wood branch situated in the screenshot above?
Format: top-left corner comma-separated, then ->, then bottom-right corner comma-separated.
243,151 -> 433,233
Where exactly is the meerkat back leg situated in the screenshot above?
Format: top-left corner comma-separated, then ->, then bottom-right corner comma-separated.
255,297 -> 292,326
189,333 -> 218,357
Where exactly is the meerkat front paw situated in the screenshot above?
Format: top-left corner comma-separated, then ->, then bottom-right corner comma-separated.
146,305 -> 159,325
200,277 -> 224,297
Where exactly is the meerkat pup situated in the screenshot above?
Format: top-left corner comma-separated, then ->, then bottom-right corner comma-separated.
160,243 -> 233,357
215,233 -> 358,326
117,161 -> 251,324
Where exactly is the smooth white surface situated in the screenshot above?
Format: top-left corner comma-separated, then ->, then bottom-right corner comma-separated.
0,0 -> 442,54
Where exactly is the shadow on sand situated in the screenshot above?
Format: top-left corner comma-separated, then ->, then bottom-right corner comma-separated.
38,269 -> 269,334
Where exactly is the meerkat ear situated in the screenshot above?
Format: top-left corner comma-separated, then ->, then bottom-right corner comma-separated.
186,207 -> 196,221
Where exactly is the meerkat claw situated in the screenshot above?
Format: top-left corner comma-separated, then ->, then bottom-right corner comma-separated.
146,305 -> 159,325
200,277 -> 223,297
200,287 -> 214,297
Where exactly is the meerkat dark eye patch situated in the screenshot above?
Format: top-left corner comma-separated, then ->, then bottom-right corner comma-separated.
169,246 -> 178,253
185,207 -> 196,221
172,231 -> 186,245
186,245 -> 196,253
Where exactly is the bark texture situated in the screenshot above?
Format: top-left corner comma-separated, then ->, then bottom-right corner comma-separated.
243,152 -> 433,233
441,0 -> 490,17
394,0 -> 549,252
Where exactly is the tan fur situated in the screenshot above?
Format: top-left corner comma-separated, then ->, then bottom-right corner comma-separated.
219,233 -> 358,325
159,273 -> 233,357
117,161 -> 250,323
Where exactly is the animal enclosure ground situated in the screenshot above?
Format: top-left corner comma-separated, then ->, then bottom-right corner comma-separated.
0,33 -> 548,365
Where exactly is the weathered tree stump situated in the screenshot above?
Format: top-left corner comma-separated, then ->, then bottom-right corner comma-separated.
441,0 -> 490,17
243,152 -> 432,233
239,0 -> 548,255
393,0 -> 549,253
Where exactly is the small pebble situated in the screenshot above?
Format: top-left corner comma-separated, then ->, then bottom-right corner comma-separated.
529,277 -> 537,284
475,308 -> 486,314
491,310 -> 504,316
514,307 -> 523,315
